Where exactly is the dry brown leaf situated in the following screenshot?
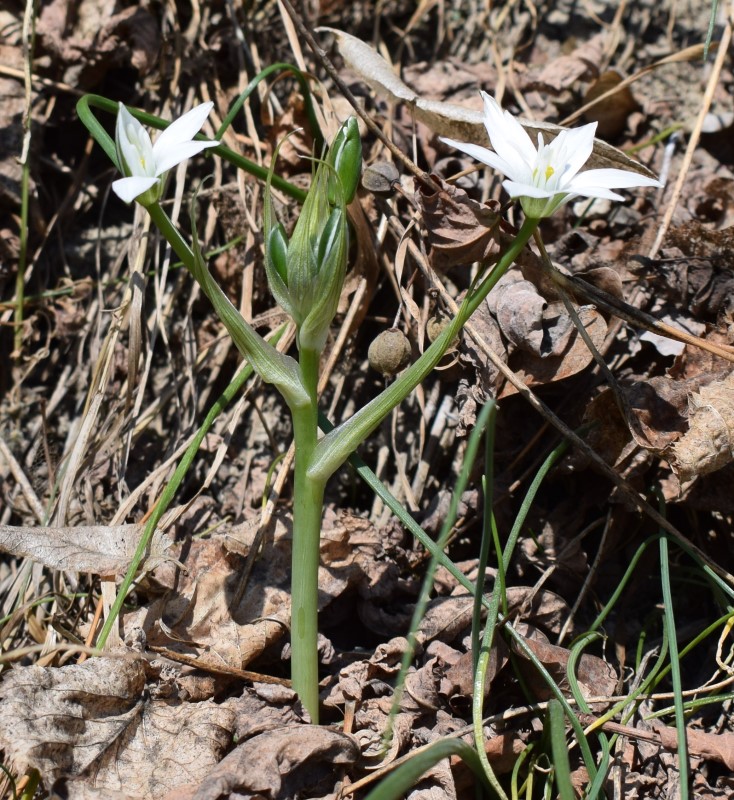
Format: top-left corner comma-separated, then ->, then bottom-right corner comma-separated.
0,657 -> 238,796
417,597 -> 475,646
653,721 -> 734,770
501,305 -> 607,396
668,372 -> 734,481
490,276 -> 575,357
528,34 -> 604,93
511,625 -> 617,705
451,733 -> 526,781
621,376 -> 690,452
37,3 -> 160,85
183,725 -> 359,800
505,587 -> 572,637
321,27 -> 658,179
456,297 -> 507,412
418,177 -> 501,268
0,523 -> 172,576
135,510 -> 382,670
441,642 -> 508,700
583,388 -> 636,469
0,657 -> 146,786
140,522 -> 293,670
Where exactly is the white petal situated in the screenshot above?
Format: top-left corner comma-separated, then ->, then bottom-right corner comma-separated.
116,104 -> 155,178
481,92 -> 537,172
440,137 -> 517,175
569,186 -> 624,200
154,140 -> 218,176
567,186 -> 625,202
154,102 -> 215,157
549,123 -> 597,182
502,179 -> 557,199
570,168 -> 661,192
112,175 -> 159,203
116,103 -> 139,146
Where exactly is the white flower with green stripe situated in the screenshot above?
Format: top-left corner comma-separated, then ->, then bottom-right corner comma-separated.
113,102 -> 218,205
442,92 -> 661,219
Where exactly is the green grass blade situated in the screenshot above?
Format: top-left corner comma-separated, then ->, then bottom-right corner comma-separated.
95,332 -> 283,649
364,739 -> 490,800
659,532 -> 689,797
548,700 -> 574,800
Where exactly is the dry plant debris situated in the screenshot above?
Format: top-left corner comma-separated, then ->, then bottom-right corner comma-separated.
1,0 -> 734,797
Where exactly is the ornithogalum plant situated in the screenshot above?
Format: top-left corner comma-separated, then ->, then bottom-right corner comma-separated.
80,91 -> 660,724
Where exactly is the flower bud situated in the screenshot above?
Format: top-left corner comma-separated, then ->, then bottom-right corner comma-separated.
263,119 -> 363,353
268,223 -> 290,286
326,117 -> 362,205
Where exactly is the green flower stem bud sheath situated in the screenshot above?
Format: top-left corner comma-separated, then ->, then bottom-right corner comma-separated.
146,202 -> 309,410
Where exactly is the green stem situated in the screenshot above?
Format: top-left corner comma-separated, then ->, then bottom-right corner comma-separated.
308,216 -> 540,484
290,347 -> 324,721
143,201 -> 323,719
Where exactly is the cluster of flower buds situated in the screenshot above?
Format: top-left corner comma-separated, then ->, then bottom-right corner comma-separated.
264,117 -> 362,352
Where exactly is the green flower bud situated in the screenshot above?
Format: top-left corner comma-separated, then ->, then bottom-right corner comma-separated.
326,117 -> 362,205
268,223 -> 290,286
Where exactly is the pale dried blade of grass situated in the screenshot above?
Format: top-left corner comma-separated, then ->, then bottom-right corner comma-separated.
649,17 -> 732,257
0,437 -> 45,523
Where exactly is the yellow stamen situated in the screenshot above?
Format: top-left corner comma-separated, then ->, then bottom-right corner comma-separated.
545,165 -> 555,181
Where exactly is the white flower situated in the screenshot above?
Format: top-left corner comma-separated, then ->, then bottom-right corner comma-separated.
112,102 -> 219,204
441,92 -> 661,219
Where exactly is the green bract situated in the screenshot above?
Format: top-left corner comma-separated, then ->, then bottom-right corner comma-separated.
264,117 -> 362,352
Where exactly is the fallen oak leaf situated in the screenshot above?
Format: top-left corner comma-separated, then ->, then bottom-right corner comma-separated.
668,371 -> 734,481
0,523 -> 173,576
418,176 -> 501,268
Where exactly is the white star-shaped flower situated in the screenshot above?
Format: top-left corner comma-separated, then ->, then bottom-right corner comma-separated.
112,102 -> 219,205
441,92 -> 661,219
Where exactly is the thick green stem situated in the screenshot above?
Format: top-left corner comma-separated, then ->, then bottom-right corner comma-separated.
290,347 -> 324,722
143,201 -> 324,719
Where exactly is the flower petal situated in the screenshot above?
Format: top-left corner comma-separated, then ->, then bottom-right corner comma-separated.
565,187 -> 626,202
481,92 -> 537,176
440,137 -> 516,175
548,123 -> 597,184
502,180 -> 557,199
116,104 -> 155,178
570,168 -> 662,192
154,102 -> 216,156
153,140 -> 219,176
112,175 -> 159,203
